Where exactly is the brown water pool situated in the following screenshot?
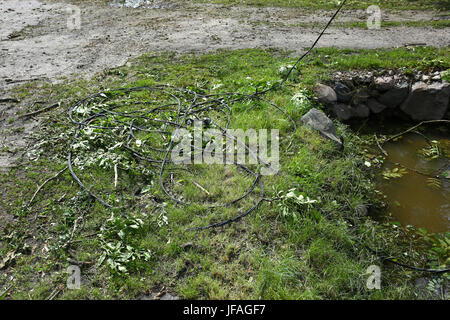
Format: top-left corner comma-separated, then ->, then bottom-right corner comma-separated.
378,132 -> 449,233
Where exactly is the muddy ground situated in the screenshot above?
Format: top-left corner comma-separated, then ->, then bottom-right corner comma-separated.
1,0 -> 449,92
0,0 -> 449,168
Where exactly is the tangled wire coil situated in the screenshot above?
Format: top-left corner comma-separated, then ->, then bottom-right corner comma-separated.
65,0 -> 450,273
67,0 -> 349,230
68,85 -> 290,230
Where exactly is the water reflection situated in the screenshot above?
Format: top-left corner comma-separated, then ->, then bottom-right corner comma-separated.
379,133 -> 449,233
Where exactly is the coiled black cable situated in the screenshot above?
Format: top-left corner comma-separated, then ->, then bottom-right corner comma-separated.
66,0 -> 448,273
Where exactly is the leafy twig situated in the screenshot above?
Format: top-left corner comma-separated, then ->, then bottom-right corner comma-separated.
18,102 -> 60,119
28,166 -> 68,207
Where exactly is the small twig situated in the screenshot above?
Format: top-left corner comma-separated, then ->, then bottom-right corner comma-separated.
393,162 -> 439,179
61,216 -> 82,249
0,98 -> 19,103
411,130 -> 434,146
383,120 -> 450,145
0,284 -> 13,299
262,196 -> 282,202
114,163 -> 118,189
374,134 -> 388,156
67,258 -> 93,266
5,77 -> 46,84
18,102 -> 60,119
28,166 -> 68,207
57,193 -> 67,202
403,42 -> 427,47
192,181 -> 210,195
46,287 -> 63,300
68,231 -> 99,244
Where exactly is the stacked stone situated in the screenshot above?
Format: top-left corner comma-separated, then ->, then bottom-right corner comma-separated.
314,71 -> 449,121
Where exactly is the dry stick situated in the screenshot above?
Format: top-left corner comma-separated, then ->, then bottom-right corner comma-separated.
61,216 -> 82,249
394,162 -> 439,179
46,287 -> 63,300
383,120 -> 450,145
67,258 -> 93,266
68,232 -> 99,244
114,163 -> 118,189
0,284 -> 13,298
28,166 -> 68,207
5,77 -> 46,84
374,134 -> 388,156
403,43 -> 427,47
18,102 -> 60,119
0,98 -> 19,103
192,181 -> 210,195
411,130 -> 434,146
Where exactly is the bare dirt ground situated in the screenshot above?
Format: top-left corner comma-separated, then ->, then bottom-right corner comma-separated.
1,0 -> 449,93
0,0 -> 449,168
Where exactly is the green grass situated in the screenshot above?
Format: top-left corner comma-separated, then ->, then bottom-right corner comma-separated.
274,19 -> 450,29
0,47 -> 449,300
347,19 -> 450,29
194,0 -> 449,10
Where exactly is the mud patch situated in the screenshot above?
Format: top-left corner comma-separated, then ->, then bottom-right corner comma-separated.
1,0 -> 449,95
109,0 -> 177,9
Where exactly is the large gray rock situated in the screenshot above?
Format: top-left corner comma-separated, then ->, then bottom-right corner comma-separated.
331,103 -> 353,121
300,108 -> 341,144
315,84 -> 337,104
352,87 -> 370,105
400,82 -> 450,120
374,76 -> 395,91
377,82 -> 409,108
368,98 -> 388,114
334,82 -> 352,103
353,104 -> 370,118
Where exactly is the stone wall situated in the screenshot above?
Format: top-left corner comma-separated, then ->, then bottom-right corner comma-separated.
315,71 -> 450,121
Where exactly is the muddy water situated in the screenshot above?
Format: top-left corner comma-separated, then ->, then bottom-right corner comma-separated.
379,133 -> 450,233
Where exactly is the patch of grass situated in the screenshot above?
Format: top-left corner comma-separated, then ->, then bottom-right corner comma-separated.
195,0 -> 448,10
0,47 -> 449,300
347,19 -> 450,29
275,19 -> 450,29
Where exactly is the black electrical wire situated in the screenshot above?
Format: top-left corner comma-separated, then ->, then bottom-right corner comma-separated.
68,85 -> 275,230
67,0 -> 348,227
66,0 -> 448,273
66,0 -> 348,228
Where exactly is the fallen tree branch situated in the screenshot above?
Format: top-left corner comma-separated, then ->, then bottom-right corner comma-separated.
383,120 -> 450,145
28,166 -> 68,207
374,134 -> 388,156
5,77 -> 46,84
67,258 -> 93,266
0,284 -> 13,299
192,181 -> 210,195
393,162 -> 439,179
18,102 -> 60,119
61,216 -> 82,249
0,98 -> 19,103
